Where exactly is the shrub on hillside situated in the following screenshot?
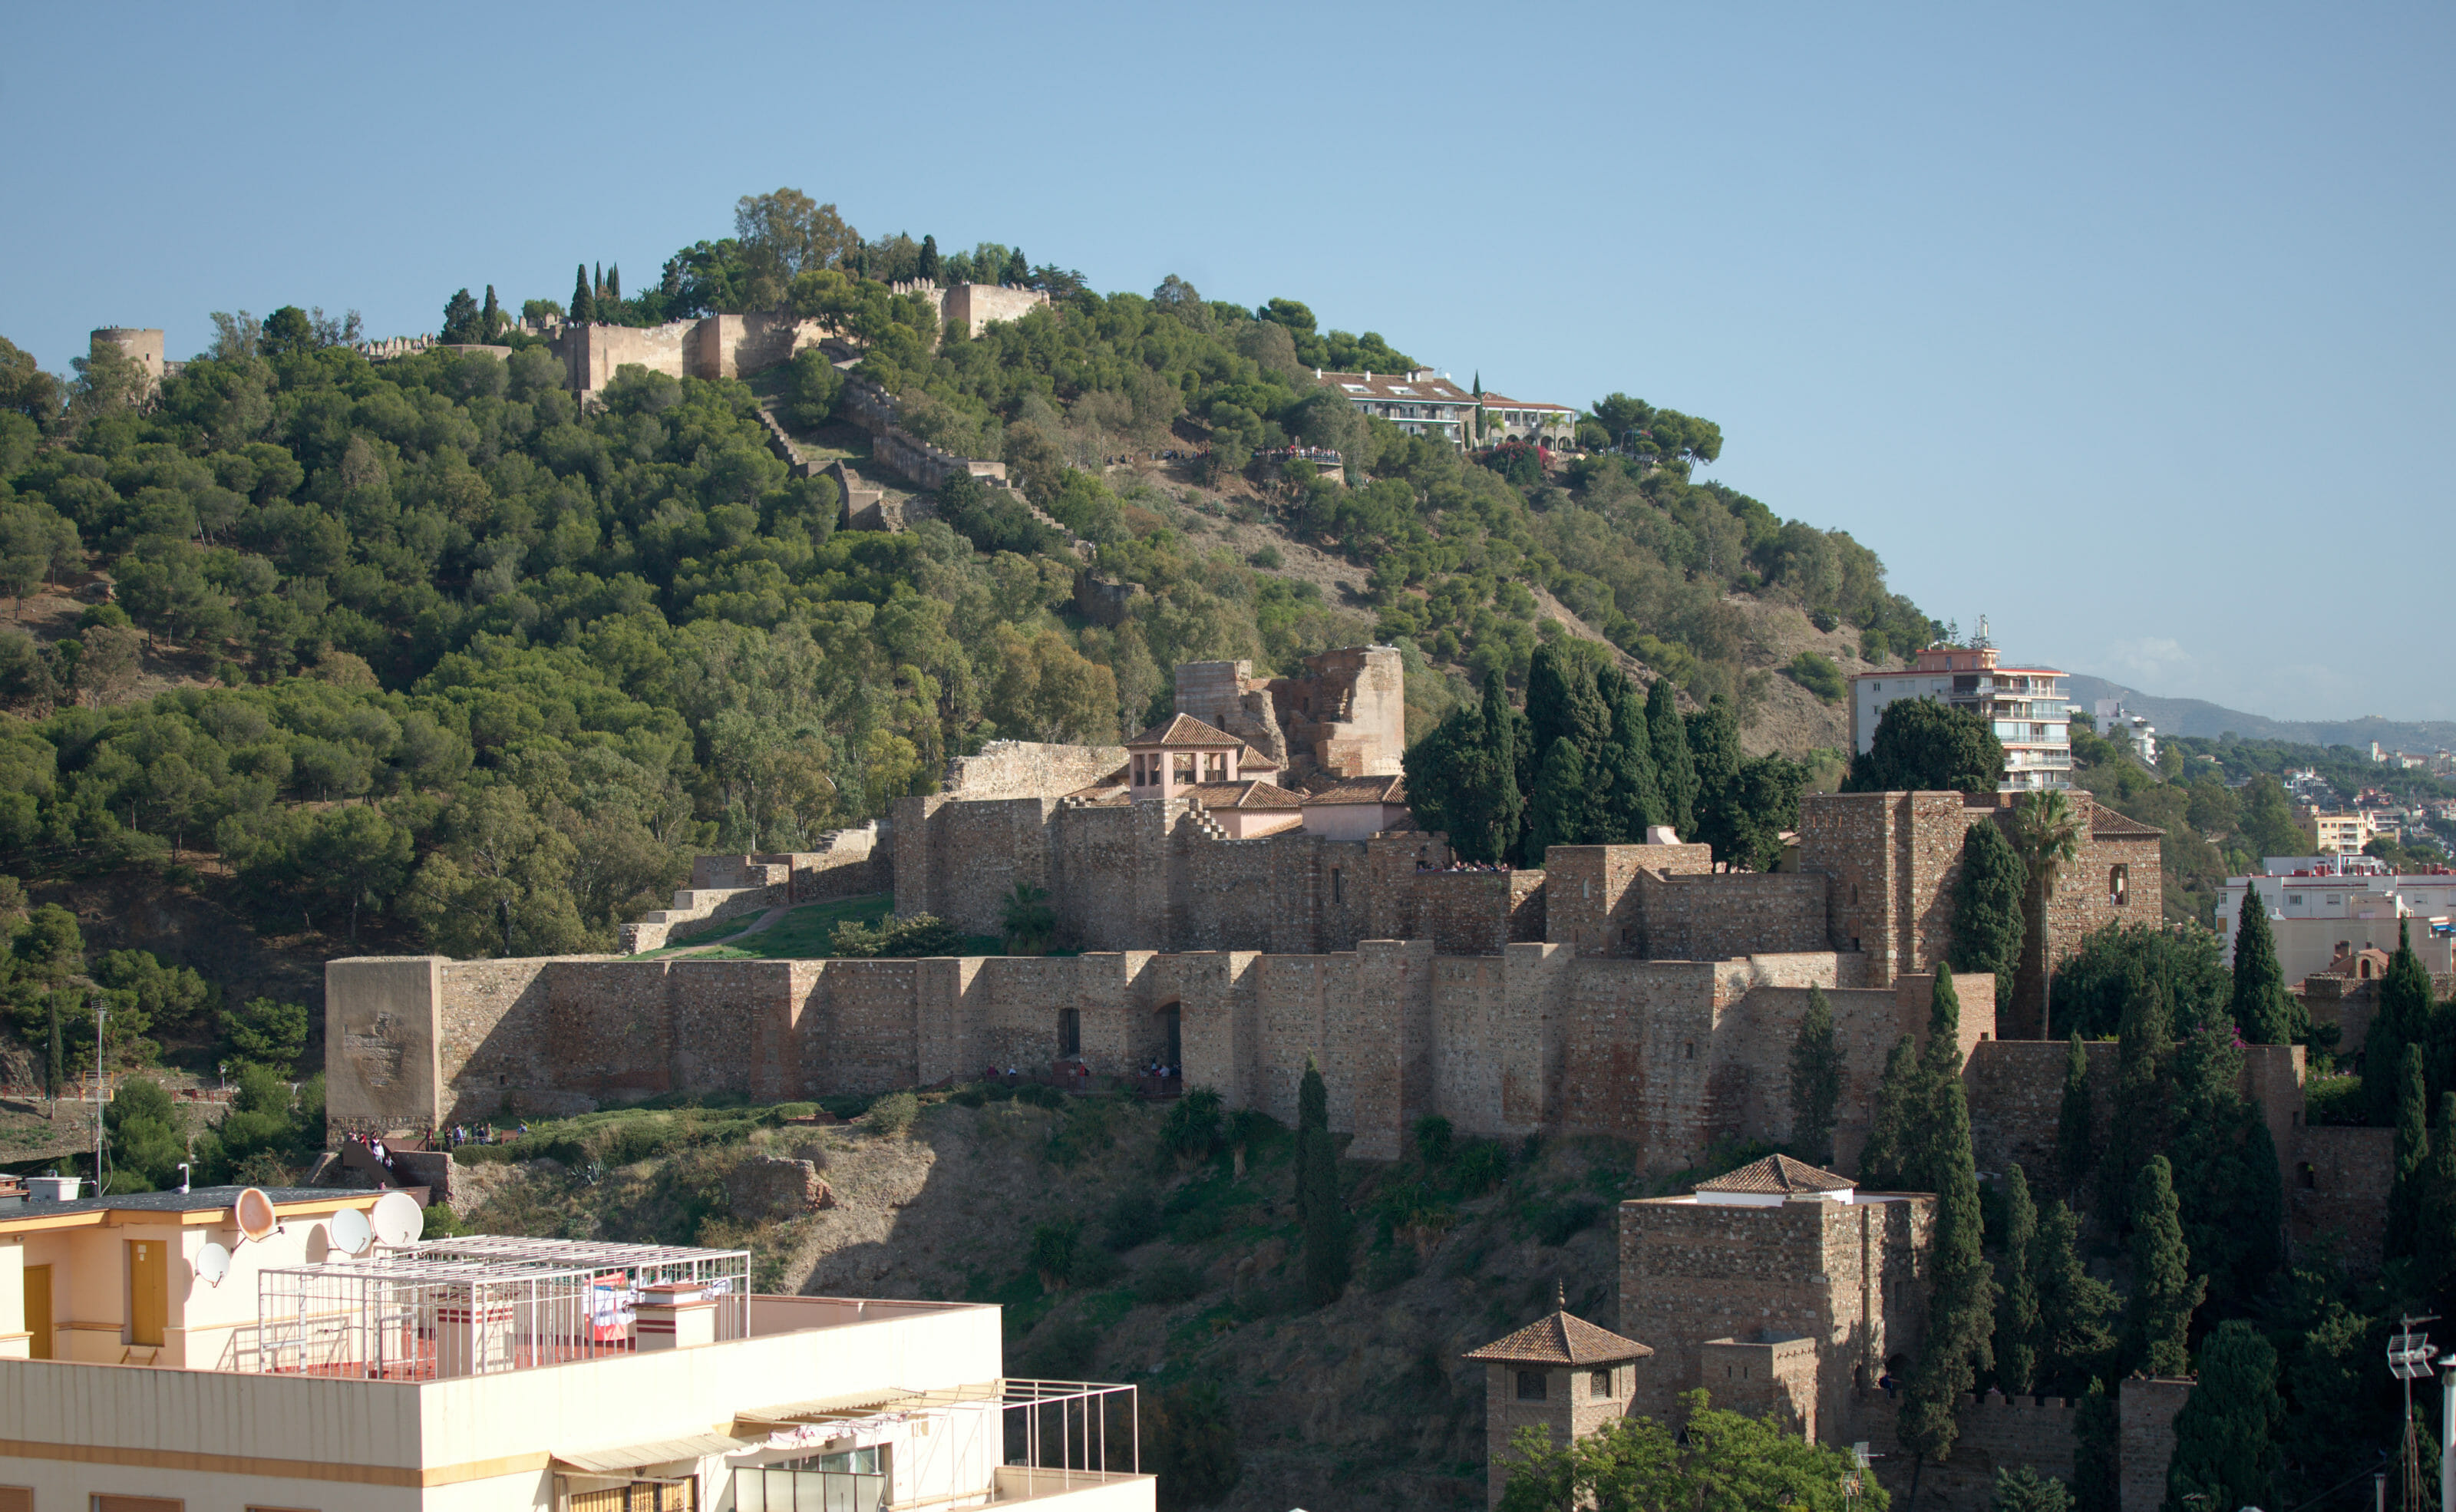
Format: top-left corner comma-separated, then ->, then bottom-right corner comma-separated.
1134,1256 -> 1207,1306
867,1091 -> 919,1137
830,913 -> 959,959
1786,650 -> 1845,702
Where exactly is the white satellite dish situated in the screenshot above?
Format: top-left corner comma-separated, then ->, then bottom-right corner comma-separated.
370,1190 -> 424,1249
328,1207 -> 375,1257
193,1242 -> 231,1289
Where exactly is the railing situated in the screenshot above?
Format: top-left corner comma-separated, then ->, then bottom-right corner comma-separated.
733,1467 -> 883,1511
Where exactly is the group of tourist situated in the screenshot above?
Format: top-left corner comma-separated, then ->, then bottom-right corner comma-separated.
1418,860 -> 1515,873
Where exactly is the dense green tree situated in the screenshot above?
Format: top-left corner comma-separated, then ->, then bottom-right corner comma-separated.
2161,994 -> 2283,1309
2049,922 -> 2229,1042
2008,791 -> 2085,1039
1899,970 -> 1996,1481
2055,1032 -> 2095,1202
2070,1381 -> 2119,1512
221,995 -> 309,1072
569,263 -> 595,322
2228,884 -> 2293,1043
1496,1392 -> 1884,1512
1525,642 -> 1607,781
1991,1467 -> 2073,1512
1857,1034 -> 1920,1189
2101,965 -> 2173,1227
1596,671 -> 1665,841
2233,774 -> 2306,859
480,285 -> 503,341
257,306 -> 316,359
1147,1380 -> 1240,1510
2123,1157 -> 2203,1377
1844,698 -> 2005,795
1478,670 -> 1525,863
1788,987 -> 1842,1167
2389,1042 -> 2430,1259
439,289 -> 483,345
105,1075 -> 185,1192
1951,819 -> 2028,1009
1296,1058 -> 1348,1306
1526,737 -> 1587,863
1993,1162 -> 2041,1396
1645,678 -> 1696,838
2418,1092 -> 2456,1292
2370,920 -> 2438,1124
2032,1199 -> 2118,1395
1688,696 -> 1807,870
2161,1320 -> 2281,1512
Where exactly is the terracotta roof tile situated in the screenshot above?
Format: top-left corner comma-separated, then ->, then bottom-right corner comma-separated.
1303,775 -> 1408,805
1692,1153 -> 1854,1195
1464,1309 -> 1653,1365
1184,780 -> 1306,811
2087,804 -> 2165,839
1124,713 -> 1243,749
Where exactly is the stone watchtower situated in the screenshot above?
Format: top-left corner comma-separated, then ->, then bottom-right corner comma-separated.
1619,1154 -> 1932,1448
1462,1291 -> 1653,1510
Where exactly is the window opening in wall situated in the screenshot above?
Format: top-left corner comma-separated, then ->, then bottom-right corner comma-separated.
2298,1162 -> 2317,1190
2109,864 -> 2128,908
1684,1042 -> 1695,1061
1517,1370 -> 1547,1401
1589,1368 -> 1613,1398
1058,1008 -> 1081,1059
1332,869 -> 1345,906
1159,1003 -> 1181,1068
1173,754 -> 1196,783
1850,883 -> 1860,906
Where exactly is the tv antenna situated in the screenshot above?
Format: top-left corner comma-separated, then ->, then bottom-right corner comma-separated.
2387,1315 -> 2438,1512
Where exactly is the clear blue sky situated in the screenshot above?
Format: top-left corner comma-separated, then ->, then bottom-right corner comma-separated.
5,3 -> 2448,721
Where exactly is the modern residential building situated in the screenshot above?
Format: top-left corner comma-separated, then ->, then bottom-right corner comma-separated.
2219,856 -> 2456,981
2312,812 -> 2379,856
1312,368 -> 1477,443
1850,638 -> 2072,792
0,1184 -> 1149,1511
1473,391 -> 1576,448
2090,698 -> 2159,766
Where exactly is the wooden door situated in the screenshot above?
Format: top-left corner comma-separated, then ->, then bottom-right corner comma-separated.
21,1265 -> 49,1359
127,1239 -> 168,1347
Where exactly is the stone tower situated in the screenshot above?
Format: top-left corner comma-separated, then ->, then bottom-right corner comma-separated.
1462,1291 -> 1653,1510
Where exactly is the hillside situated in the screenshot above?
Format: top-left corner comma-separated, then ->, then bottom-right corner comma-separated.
2068,673 -> 2456,751
0,190 -> 1926,1082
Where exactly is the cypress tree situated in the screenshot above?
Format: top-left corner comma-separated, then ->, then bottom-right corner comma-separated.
1295,1058 -> 1348,1305
2032,1199 -> 2118,1396
1683,698 -> 1747,865
2163,993 -> 2282,1308
1788,986 -> 1843,1167
2228,886 -> 2292,1044
1951,820 -> 2029,1013
570,263 -> 595,323
1899,996 -> 1996,1477
2388,1042 -> 2429,1260
1644,678 -> 1696,839
1908,968 -> 1967,1191
1524,643 -> 1606,776
2369,919 -> 2436,1126
1477,671 -> 1522,865
1597,673 -> 1665,841
593,261 -> 603,299
2416,1092 -> 2456,1292
606,263 -> 621,301
480,284 -> 502,341
1857,1034 -> 1921,1189
2055,1032 -> 2096,1203
2123,1156 -> 2203,1377
917,234 -> 940,282
2102,966 -> 2172,1227
1994,1161 -> 2041,1397
2161,1320 -> 2281,1512
2071,1378 -> 2120,1512
1526,738 -> 1586,863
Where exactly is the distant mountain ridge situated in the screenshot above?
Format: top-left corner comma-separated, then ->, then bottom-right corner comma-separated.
2066,673 -> 2456,752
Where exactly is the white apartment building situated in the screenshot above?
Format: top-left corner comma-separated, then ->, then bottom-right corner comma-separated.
1850,642 -> 2071,792
1473,391 -> 1576,447
2220,856 -> 2456,982
0,1184 -> 1149,1512
2312,812 -> 2381,856
2090,698 -> 2158,765
1312,368 -> 1476,443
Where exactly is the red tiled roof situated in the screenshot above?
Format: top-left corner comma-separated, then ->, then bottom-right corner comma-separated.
1184,780 -> 1306,811
1313,371 -> 1475,406
1692,1154 -> 1854,1195
1476,391 -> 1575,416
1464,1310 -> 1653,1365
1124,714 -> 1243,749
1303,775 -> 1407,805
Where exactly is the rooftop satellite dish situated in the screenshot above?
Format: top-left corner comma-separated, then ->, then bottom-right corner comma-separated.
233,1187 -> 279,1243
370,1190 -> 424,1249
193,1241 -> 231,1289
328,1206 -> 375,1257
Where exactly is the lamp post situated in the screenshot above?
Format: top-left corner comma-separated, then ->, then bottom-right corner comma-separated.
89,994 -> 105,1191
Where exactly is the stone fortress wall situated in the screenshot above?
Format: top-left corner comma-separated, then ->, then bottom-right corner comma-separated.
619,824 -> 890,954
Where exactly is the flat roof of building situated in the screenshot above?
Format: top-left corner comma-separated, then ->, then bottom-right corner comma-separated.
0,1185 -> 385,1226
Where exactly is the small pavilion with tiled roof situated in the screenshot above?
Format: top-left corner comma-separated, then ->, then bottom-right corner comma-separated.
1123,714 -> 1281,803
1691,1153 -> 1857,1207
1462,1286 -> 1652,1508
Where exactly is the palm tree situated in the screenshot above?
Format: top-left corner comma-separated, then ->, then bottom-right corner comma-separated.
1000,880 -> 1056,956
2009,790 -> 2085,1038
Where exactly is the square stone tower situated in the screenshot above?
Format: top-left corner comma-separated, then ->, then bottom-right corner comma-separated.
1619,1154 -> 1932,1447
1464,1296 -> 1655,1511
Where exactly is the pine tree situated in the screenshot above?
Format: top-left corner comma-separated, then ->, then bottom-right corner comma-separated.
1476,671 -> 1522,865
917,234 -> 940,282
1005,246 -> 1029,285
1295,1058 -> 1348,1305
1900,995 -> 1996,1476
2032,1199 -> 2118,1396
2227,884 -> 2292,1043
1857,1034 -> 1921,1188
2124,1156 -> 2203,1377
606,263 -> 621,302
1952,820 -> 2029,1012
570,263 -> 595,324
439,288 -> 482,345
2388,1042 -> 2429,1260
2071,1379 -> 2120,1512
1991,1466 -> 2074,1512
2055,1032 -> 2096,1202
2369,919 -> 2437,1125
1596,673 -> 1664,841
2161,1320 -> 2281,1512
1527,738 -> 1587,863
1788,987 -> 1843,1167
1645,678 -> 1697,839
1994,1161 -> 2041,1396
480,285 -> 502,341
